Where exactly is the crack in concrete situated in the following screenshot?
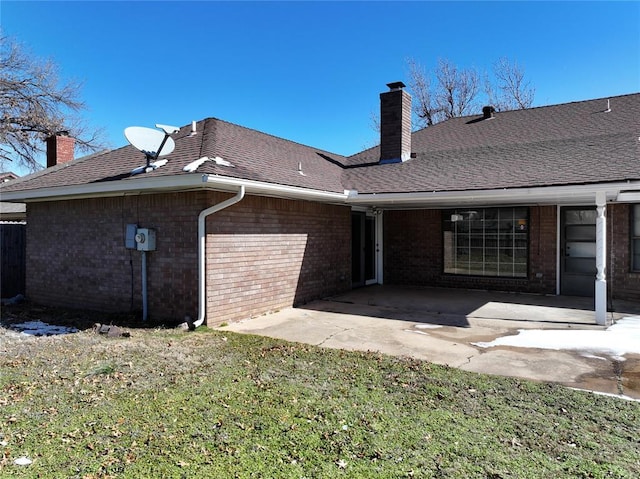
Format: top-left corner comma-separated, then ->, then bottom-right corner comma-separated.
318,328 -> 353,347
612,359 -> 624,395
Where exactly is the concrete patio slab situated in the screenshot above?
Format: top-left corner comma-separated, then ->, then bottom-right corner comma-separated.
220,286 -> 640,400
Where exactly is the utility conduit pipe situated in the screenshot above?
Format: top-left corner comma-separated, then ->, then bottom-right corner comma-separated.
141,250 -> 148,321
193,185 -> 246,327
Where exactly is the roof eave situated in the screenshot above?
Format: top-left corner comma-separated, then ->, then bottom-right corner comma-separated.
0,174 -> 209,202
2,174 -> 638,208
0,173 -> 350,204
202,174 -> 349,202
346,181 -> 640,209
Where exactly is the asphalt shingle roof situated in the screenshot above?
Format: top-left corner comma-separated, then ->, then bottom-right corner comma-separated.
345,93 -> 640,192
1,118 -> 348,194
194,118 -> 347,192
2,93 -> 639,198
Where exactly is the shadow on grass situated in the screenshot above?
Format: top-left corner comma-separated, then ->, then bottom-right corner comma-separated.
0,301 -> 183,336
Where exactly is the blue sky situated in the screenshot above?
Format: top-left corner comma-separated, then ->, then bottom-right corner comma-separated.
2,1 -> 639,174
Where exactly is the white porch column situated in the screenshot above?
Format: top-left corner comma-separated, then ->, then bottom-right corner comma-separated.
595,191 -> 608,325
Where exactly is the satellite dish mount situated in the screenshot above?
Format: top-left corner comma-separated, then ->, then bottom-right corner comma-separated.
124,124 -> 179,174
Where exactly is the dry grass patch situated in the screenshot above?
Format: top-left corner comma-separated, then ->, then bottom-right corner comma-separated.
1,304 -> 639,478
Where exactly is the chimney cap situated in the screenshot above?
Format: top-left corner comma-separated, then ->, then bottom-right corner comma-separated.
47,130 -> 70,138
482,105 -> 496,119
386,81 -> 406,91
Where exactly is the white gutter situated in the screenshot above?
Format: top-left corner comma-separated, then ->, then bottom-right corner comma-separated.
3,169 -> 636,207
194,185 -> 246,328
202,174 -> 349,202
1,173 -> 350,204
346,181 -> 640,208
0,174 -> 210,202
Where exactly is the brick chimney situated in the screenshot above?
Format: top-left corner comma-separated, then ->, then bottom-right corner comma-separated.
380,81 -> 411,163
46,131 -> 75,168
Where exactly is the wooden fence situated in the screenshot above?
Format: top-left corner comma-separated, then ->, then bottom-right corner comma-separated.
1,223 -> 26,298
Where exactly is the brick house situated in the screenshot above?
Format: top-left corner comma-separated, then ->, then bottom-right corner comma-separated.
0,172 -> 25,222
1,84 -> 639,326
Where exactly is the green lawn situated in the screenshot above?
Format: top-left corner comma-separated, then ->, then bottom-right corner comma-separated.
1,319 -> 639,478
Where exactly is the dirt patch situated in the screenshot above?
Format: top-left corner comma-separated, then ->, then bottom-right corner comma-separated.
0,303 -> 187,373
0,302 -> 180,334
619,354 -> 640,398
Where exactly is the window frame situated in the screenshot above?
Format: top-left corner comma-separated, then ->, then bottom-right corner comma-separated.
442,207 -> 530,279
632,204 -> 640,272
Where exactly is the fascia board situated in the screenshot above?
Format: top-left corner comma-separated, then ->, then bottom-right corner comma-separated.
347,182 -> 640,208
3,174 -> 637,207
1,173 -> 350,204
0,174 -> 209,202
202,174 -> 349,202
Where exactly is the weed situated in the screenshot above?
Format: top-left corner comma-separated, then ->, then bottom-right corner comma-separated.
85,362 -> 116,377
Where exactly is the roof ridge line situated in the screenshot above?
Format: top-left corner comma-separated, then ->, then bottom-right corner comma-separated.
201,116 -> 348,160
438,91 -> 640,123
198,118 -> 213,160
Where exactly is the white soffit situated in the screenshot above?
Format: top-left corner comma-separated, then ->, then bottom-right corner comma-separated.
347,182 -> 640,208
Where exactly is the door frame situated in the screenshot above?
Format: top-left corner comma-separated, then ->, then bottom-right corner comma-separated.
558,205 -> 597,297
351,208 -> 383,287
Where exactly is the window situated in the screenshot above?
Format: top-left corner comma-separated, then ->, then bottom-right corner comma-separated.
633,204 -> 640,272
443,207 -> 528,278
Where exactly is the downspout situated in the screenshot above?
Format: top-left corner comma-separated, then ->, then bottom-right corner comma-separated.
193,185 -> 246,327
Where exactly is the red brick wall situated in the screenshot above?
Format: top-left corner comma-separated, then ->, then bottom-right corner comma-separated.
528,206 -> 557,294
204,194 -> 351,326
384,209 -> 442,284
25,192 -> 351,325
609,203 -> 640,302
384,206 -> 557,295
384,204 -> 640,302
26,192 -> 205,319
23,195 -> 638,322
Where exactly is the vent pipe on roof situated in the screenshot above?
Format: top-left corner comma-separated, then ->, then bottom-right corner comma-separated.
46,131 -> 75,168
482,106 -> 496,120
380,82 -> 412,163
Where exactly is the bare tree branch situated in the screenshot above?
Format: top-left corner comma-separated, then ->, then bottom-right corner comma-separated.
434,58 -> 480,119
407,58 -> 439,127
0,34 -> 104,172
491,57 -> 535,110
407,56 -> 535,128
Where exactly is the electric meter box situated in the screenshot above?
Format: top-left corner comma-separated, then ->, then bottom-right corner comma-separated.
135,228 -> 156,251
125,224 -> 138,249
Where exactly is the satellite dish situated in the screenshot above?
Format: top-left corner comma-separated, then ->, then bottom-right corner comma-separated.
124,125 -> 177,174
124,127 -> 175,158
